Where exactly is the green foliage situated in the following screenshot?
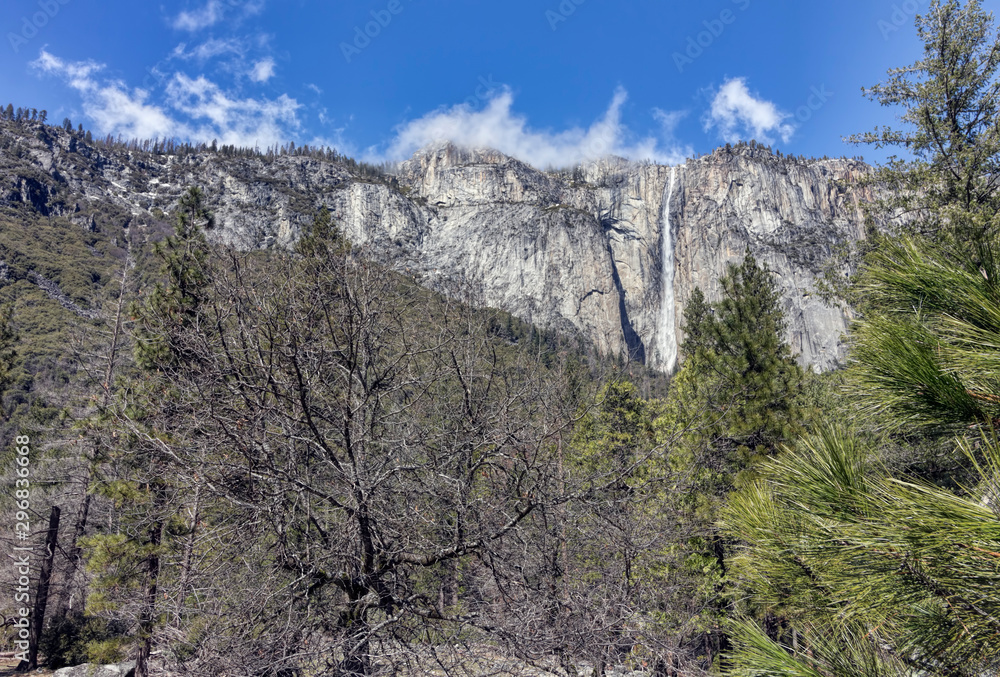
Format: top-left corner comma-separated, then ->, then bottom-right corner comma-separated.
0,302 -> 16,412
645,251 -> 813,667
851,236 -> 1000,433
573,380 -> 658,480
79,532 -> 152,613
295,205 -> 351,260
133,187 -> 213,370
849,0 -> 1000,245
726,616 -> 908,677
724,426 -> 1000,675
40,614 -> 128,669
665,250 -> 808,490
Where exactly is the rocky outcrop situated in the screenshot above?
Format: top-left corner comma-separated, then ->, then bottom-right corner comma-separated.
0,122 -> 873,371
53,661 -> 135,677
383,143 -> 869,371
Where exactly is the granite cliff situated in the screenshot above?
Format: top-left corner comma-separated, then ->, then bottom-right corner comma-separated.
0,121 -> 873,372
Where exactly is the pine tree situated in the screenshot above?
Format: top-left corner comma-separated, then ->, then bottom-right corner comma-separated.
668,250 -> 807,487
724,422 -> 1000,676
133,188 -> 213,370
0,304 -> 16,415
679,286 -> 712,361
84,188 -> 215,677
723,3 -> 1000,663
849,0 -> 1000,245
652,251 -> 808,666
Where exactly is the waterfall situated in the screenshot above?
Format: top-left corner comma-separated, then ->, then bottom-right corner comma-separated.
659,167 -> 678,371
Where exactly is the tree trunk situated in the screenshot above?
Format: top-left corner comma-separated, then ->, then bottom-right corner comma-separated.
341,602 -> 370,677
135,519 -> 163,677
27,506 -> 60,670
54,477 -> 91,621
174,485 -> 201,628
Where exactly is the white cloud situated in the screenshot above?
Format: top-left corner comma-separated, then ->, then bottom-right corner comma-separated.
306,83 -> 323,95
172,38 -> 246,61
33,51 -> 103,90
249,58 -> 276,83
377,87 -> 692,168
704,77 -> 794,145
166,73 -> 300,146
173,1 -> 225,31
172,0 -> 265,32
33,51 -> 186,139
652,108 -> 686,137
33,49 -> 302,148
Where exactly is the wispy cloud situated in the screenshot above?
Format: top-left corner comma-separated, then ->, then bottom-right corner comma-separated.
249,57 -> 276,83
167,73 -> 299,145
32,49 -> 301,148
33,51 -> 102,89
704,77 -> 794,144
173,1 -> 225,31
172,0 -> 265,32
172,38 -> 246,61
377,87 -> 692,168
33,51 -> 184,139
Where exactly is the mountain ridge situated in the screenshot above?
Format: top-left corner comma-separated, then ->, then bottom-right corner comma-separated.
0,118 -> 877,372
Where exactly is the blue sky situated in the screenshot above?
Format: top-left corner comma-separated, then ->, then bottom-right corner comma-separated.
2,0 -> 994,168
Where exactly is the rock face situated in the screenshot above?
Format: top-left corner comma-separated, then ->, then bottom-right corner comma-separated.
0,122 -> 874,371
385,143 -> 870,371
53,661 -> 136,677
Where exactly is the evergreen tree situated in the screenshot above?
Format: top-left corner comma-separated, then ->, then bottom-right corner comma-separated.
849,0 -> 1000,245
724,423 -> 1000,676
678,286 -> 712,361
723,4 -> 1000,666
667,250 -> 807,489
294,205 -> 349,260
0,304 -> 16,415
85,187 -> 215,677
652,251 -> 808,667
2,104 -> 11,120
133,187 -> 213,370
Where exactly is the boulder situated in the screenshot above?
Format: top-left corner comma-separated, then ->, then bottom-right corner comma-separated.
53,661 -> 136,677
